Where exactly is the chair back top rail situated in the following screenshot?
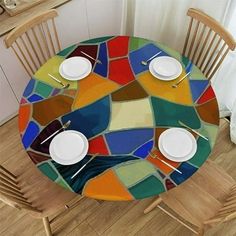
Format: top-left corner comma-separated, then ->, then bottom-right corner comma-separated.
5,9 -> 58,48
187,8 -> 235,50
183,8 -> 236,80
4,10 -> 61,77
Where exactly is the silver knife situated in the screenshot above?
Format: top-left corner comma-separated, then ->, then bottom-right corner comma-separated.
71,153 -> 99,179
40,120 -> 71,145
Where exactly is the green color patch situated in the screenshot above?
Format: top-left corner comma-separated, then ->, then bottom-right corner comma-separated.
57,44 -> 78,57
197,122 -> 218,149
35,81 -> 52,98
114,160 -> 157,188
56,178 -> 73,191
38,162 -> 58,181
129,175 -> 165,199
181,55 -> 191,69
188,137 -> 211,167
81,36 -> 114,44
157,42 -> 181,61
129,37 -> 149,51
151,97 -> 201,129
190,66 -> 205,80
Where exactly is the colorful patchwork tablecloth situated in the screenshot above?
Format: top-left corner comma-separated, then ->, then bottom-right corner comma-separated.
18,36 -> 219,200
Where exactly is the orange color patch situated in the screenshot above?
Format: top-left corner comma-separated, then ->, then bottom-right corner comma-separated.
138,71 -> 193,105
18,105 -> 31,133
72,73 -> 120,109
63,89 -> 77,97
83,169 -> 133,200
147,149 -> 180,174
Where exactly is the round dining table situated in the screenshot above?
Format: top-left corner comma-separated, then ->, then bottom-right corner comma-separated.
18,36 -> 220,200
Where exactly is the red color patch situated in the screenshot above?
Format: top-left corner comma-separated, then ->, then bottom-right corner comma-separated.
165,179 -> 176,190
108,36 -> 129,58
197,86 -> 215,104
88,135 -> 109,155
109,58 -> 135,85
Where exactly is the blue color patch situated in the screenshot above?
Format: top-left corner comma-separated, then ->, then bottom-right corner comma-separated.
94,43 -> 108,77
28,94 -> 44,102
23,79 -> 35,97
61,96 -> 110,139
53,154 -> 138,194
133,140 -> 154,158
190,80 -> 209,102
105,129 -> 154,154
129,43 -> 168,75
170,162 -> 197,185
22,121 -> 40,149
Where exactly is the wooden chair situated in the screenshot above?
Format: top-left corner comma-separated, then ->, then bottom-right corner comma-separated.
183,8 -> 236,80
0,164 -> 84,236
4,9 -> 61,77
144,160 -> 236,235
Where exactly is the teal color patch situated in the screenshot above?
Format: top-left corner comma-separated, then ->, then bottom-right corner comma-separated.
38,162 -> 58,181
35,81 -> 52,98
129,175 -> 165,199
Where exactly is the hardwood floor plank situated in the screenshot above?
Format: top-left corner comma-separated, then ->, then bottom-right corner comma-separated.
53,198 -> 100,235
87,200 -> 138,235
102,197 -> 159,236
67,221 -> 98,236
135,210 -> 194,236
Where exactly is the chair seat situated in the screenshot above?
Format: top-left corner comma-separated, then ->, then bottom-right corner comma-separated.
159,160 -> 235,227
17,160 -> 80,218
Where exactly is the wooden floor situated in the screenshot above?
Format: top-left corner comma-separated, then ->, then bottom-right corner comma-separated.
0,117 -> 235,236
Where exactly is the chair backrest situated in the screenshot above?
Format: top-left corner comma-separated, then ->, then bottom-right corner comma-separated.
4,9 -> 61,77
205,184 -> 236,225
0,165 -> 40,213
183,8 -> 235,80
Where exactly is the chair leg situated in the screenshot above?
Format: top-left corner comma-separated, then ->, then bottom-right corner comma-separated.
144,196 -> 162,214
198,227 -> 205,236
43,217 -> 52,236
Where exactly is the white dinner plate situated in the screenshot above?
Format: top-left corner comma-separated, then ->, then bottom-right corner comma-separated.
59,57 -> 92,81
158,128 -> 197,162
49,130 -> 89,165
149,56 -> 182,81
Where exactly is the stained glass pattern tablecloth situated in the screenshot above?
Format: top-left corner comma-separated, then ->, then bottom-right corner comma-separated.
18,36 -> 219,200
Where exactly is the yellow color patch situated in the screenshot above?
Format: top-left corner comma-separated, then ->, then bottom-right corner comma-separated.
34,56 -> 78,89
138,71 -> 193,105
72,73 -> 120,109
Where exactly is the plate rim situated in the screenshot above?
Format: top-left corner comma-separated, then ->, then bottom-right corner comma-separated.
59,56 -> 92,81
49,130 -> 89,165
158,128 -> 197,162
149,56 -> 182,81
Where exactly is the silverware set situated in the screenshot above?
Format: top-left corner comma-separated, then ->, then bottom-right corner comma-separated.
43,51 -> 207,179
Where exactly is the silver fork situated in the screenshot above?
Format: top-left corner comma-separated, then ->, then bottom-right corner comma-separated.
149,151 -> 182,174
141,51 -> 162,66
172,72 -> 191,88
48,74 -> 70,89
